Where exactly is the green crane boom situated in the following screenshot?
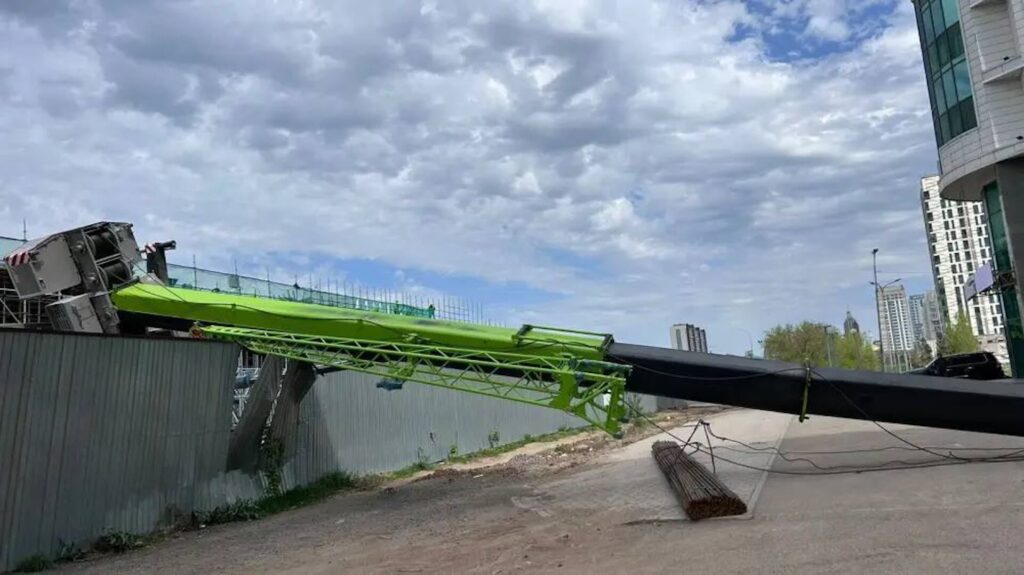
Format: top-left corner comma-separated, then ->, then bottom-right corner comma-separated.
112,284 -> 632,435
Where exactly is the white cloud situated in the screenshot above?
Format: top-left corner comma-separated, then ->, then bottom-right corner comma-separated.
0,0 -> 938,352
590,198 -> 637,232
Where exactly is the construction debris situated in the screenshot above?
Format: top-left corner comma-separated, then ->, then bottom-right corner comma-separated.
651,441 -> 746,520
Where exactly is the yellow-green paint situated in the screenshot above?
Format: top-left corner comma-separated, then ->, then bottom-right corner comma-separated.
112,283 -> 610,362
198,325 -> 629,435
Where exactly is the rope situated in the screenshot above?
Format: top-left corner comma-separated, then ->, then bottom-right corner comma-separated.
626,404 -> 1024,477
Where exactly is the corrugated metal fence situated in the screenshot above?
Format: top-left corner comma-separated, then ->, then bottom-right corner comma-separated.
0,330 -> 239,570
283,371 -> 581,482
0,330 -> 656,570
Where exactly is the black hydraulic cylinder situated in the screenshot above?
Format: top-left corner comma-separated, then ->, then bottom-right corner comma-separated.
610,343 -> 1024,438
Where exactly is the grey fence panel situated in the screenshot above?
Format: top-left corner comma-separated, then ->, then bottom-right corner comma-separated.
278,373 -> 664,486
0,331 -> 238,571
281,371 -> 610,483
0,329 -> 662,570
630,392 -> 660,415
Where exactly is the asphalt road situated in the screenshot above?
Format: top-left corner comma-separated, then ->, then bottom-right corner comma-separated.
60,409 -> 1024,574
746,415 -> 1024,574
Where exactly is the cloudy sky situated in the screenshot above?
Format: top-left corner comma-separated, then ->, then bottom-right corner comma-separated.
0,0 -> 940,353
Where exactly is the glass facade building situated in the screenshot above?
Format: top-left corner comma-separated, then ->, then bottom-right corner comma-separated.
915,0 -> 976,147
983,185 -> 1024,371
912,0 -> 1024,377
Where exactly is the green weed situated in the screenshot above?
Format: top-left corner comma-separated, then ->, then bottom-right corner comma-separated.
257,471 -> 358,515
94,529 -> 144,554
195,499 -> 265,526
13,554 -> 53,572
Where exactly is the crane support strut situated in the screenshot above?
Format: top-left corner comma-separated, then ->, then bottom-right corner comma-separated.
198,325 -> 632,436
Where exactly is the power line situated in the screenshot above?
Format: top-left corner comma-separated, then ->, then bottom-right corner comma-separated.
626,386 -> 1024,477
809,367 -> 1024,463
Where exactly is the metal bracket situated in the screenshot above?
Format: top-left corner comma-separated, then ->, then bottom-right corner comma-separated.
995,270 -> 1017,292
976,270 -> 1018,298
799,361 -> 812,423
513,324 -> 615,353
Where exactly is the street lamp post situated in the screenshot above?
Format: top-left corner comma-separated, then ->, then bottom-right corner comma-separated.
872,249 -> 885,372
872,278 -> 905,366
873,278 -> 903,371
734,327 -> 755,358
871,249 -> 902,373
824,325 -> 834,367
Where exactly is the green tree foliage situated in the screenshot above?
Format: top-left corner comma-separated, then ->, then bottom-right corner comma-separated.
762,322 -> 832,366
763,322 -> 879,370
940,312 -> 979,355
836,331 -> 881,371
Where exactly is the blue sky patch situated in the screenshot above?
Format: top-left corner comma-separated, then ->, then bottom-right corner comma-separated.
736,0 -> 898,62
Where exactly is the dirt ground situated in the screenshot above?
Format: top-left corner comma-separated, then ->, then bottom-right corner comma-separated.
59,409 -> 720,575
59,407 -> 1024,574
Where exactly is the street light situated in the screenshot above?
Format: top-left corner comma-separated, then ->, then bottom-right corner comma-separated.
870,278 -> 902,290
872,249 -> 883,372
732,326 -> 755,358
870,251 -> 902,373
823,325 -> 835,367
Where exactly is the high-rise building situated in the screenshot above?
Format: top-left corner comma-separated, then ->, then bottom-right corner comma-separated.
909,293 -> 928,343
924,290 -> 945,343
910,0 -> 1024,376
670,323 -> 708,353
920,176 -> 1005,338
908,290 -> 943,344
879,285 -> 914,364
660,323 -> 709,410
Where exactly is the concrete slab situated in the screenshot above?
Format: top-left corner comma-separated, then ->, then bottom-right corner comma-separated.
759,415 -> 1024,517
535,409 -> 793,521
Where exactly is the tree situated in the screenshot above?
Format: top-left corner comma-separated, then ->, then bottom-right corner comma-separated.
762,322 -> 880,370
762,322 -> 833,366
940,312 -> 979,355
836,331 -> 881,371
762,322 -> 838,367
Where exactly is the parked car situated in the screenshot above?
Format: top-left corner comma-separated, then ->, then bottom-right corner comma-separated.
909,351 -> 1006,380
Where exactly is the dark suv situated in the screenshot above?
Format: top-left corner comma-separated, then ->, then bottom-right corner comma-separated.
910,351 -> 1006,380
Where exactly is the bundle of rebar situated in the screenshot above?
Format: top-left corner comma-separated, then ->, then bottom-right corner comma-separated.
651,441 -> 747,520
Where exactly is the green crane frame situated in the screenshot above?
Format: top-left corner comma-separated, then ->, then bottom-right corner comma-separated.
198,325 -> 631,436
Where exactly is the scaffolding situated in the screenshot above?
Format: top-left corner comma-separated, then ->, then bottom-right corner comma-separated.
0,267 -> 68,327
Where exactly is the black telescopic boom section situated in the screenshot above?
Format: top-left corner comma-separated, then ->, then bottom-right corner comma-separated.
609,343 -> 1024,438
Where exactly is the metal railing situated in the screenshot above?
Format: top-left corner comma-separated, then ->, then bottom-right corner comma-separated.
164,263 -> 491,324
1,234 -> 494,326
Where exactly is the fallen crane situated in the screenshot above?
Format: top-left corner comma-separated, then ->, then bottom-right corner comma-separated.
611,343 -> 1024,438
5,221 -> 1024,440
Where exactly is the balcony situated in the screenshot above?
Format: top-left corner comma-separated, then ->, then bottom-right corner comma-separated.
982,57 -> 1024,84
969,0 -> 1005,8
